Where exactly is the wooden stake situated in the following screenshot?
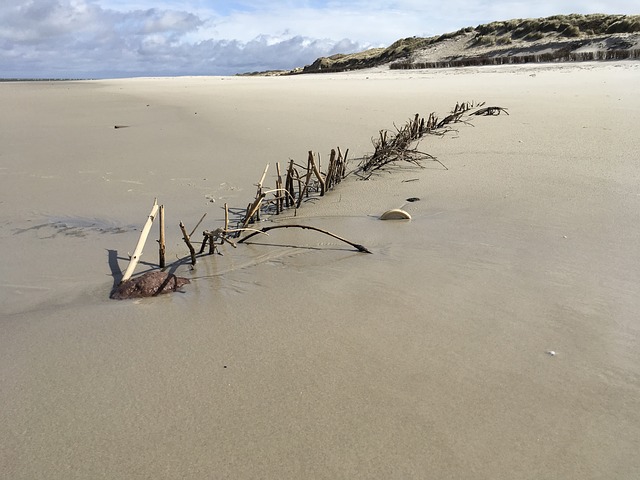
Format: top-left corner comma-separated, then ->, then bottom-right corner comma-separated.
242,193 -> 266,228
179,221 -> 197,265
253,163 -> 269,222
308,151 -> 325,196
224,202 -> 229,231
276,162 -> 283,213
411,113 -> 420,138
121,199 -> 159,283
325,149 -> 334,190
257,163 -> 269,194
158,204 -> 165,269
285,159 -> 295,208
339,147 -> 349,179
198,233 -> 208,254
326,148 -> 337,190
295,167 -> 304,205
297,156 -> 314,208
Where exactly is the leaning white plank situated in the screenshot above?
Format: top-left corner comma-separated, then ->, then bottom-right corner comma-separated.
120,199 -> 160,283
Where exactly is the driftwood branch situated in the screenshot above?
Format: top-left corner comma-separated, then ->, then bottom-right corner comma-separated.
179,221 -> 197,265
356,101 -> 490,178
238,224 -> 372,254
201,228 -> 238,254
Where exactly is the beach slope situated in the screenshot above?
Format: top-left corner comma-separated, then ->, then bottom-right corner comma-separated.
1,62 -> 640,479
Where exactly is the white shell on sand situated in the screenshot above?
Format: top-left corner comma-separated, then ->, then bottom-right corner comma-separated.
380,209 -> 412,220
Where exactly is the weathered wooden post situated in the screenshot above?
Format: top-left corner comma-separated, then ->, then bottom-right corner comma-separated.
158,204 -> 165,268
179,221 -> 196,265
308,151 -> 325,196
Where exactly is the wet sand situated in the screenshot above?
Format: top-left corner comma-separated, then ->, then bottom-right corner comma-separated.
1,62 -> 640,478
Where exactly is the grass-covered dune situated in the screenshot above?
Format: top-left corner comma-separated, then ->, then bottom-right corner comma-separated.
299,14 -> 640,73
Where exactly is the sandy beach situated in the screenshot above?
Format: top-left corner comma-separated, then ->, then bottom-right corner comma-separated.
2,61 -> 640,478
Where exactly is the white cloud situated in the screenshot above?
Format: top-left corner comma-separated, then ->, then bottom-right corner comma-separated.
0,0 -> 371,77
0,1 -> 637,78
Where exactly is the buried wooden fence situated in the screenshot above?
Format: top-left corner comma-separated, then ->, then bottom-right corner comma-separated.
115,100 -> 505,296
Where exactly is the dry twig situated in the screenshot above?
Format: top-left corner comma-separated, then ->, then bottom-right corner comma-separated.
238,224 -> 372,254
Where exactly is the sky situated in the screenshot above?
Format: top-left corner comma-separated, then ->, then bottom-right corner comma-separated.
0,1 -> 637,78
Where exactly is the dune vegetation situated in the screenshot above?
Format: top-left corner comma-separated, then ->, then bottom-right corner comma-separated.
296,14 -> 640,74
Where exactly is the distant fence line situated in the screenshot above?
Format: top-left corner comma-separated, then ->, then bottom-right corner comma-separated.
390,49 -> 640,70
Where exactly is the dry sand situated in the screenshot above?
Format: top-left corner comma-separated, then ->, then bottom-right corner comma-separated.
1,61 -> 640,479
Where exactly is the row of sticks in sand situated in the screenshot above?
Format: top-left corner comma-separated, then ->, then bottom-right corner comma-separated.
235,100 -> 507,234
117,145 -> 355,286
358,101 -> 510,177
171,146 -> 358,268
240,146 -> 349,228
114,100 -> 507,297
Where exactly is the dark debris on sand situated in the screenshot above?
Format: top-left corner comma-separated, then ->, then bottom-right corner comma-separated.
110,271 -> 190,300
